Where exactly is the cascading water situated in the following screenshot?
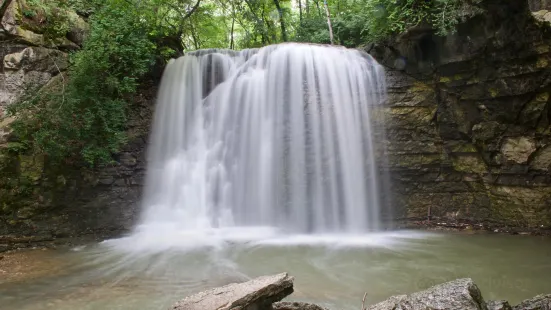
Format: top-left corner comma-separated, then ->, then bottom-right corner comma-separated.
130,43 -> 388,249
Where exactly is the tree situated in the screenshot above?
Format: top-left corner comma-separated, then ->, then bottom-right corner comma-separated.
323,0 -> 333,44
272,0 -> 287,42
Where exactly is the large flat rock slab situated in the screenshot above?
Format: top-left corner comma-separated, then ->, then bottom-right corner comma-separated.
368,278 -> 487,310
170,272 -> 294,310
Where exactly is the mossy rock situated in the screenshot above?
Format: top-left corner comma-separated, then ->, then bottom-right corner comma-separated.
451,154 -> 488,174
18,154 -> 44,182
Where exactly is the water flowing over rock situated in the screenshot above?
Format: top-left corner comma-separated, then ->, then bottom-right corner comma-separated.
140,43 -> 388,235
4,0 -> 551,248
170,273 -> 294,310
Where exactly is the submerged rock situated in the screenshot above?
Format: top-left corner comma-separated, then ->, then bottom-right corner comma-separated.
273,301 -> 329,310
513,294 -> 551,310
488,300 -> 512,310
170,272 -> 294,310
368,278 -> 487,310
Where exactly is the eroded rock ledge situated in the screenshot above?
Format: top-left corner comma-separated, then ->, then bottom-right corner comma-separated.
172,273 -> 551,310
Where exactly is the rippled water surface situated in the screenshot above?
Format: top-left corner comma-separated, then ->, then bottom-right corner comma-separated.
1,231 -> 551,310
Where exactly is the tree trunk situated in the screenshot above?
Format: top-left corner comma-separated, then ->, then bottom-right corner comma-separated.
323,0 -> 334,45
299,0 -> 303,22
272,0 -> 288,42
189,18 -> 200,50
244,0 -> 268,44
230,17 -> 235,49
261,4 -> 275,43
313,0 -> 322,17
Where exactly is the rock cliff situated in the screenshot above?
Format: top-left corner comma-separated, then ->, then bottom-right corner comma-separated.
0,0 -> 87,117
0,0 -> 151,250
369,0 -> 551,231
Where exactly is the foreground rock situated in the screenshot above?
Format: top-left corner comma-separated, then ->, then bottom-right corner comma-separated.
368,278 -> 487,310
169,273 -> 551,310
170,273 -> 294,310
487,300 -> 512,310
513,294 -> 551,310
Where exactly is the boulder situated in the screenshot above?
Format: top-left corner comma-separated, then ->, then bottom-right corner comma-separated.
530,1 -> 551,11
500,137 -> 537,164
273,301 -> 329,310
513,294 -> 551,310
368,278 -> 487,310
170,273 -> 294,310
66,11 -> 90,46
488,300 -> 512,310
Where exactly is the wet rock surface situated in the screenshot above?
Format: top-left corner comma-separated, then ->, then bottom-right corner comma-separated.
170,273 -> 294,310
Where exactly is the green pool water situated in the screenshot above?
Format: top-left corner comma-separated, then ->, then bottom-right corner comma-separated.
1,231 -> 550,310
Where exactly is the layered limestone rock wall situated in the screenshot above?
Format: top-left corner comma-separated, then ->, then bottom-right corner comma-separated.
0,0 -> 87,117
370,0 -> 551,231
0,84 -> 154,251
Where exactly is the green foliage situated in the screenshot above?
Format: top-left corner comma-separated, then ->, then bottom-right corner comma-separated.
9,0 -> 155,166
6,142 -> 29,154
362,0 -> 461,41
294,17 -> 331,45
23,0 -> 73,42
294,0 -> 462,46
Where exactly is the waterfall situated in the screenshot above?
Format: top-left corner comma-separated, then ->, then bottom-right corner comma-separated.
139,43 -> 387,237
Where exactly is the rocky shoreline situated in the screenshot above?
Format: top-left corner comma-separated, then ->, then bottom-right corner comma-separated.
171,273 -> 550,310
396,220 -> 551,236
